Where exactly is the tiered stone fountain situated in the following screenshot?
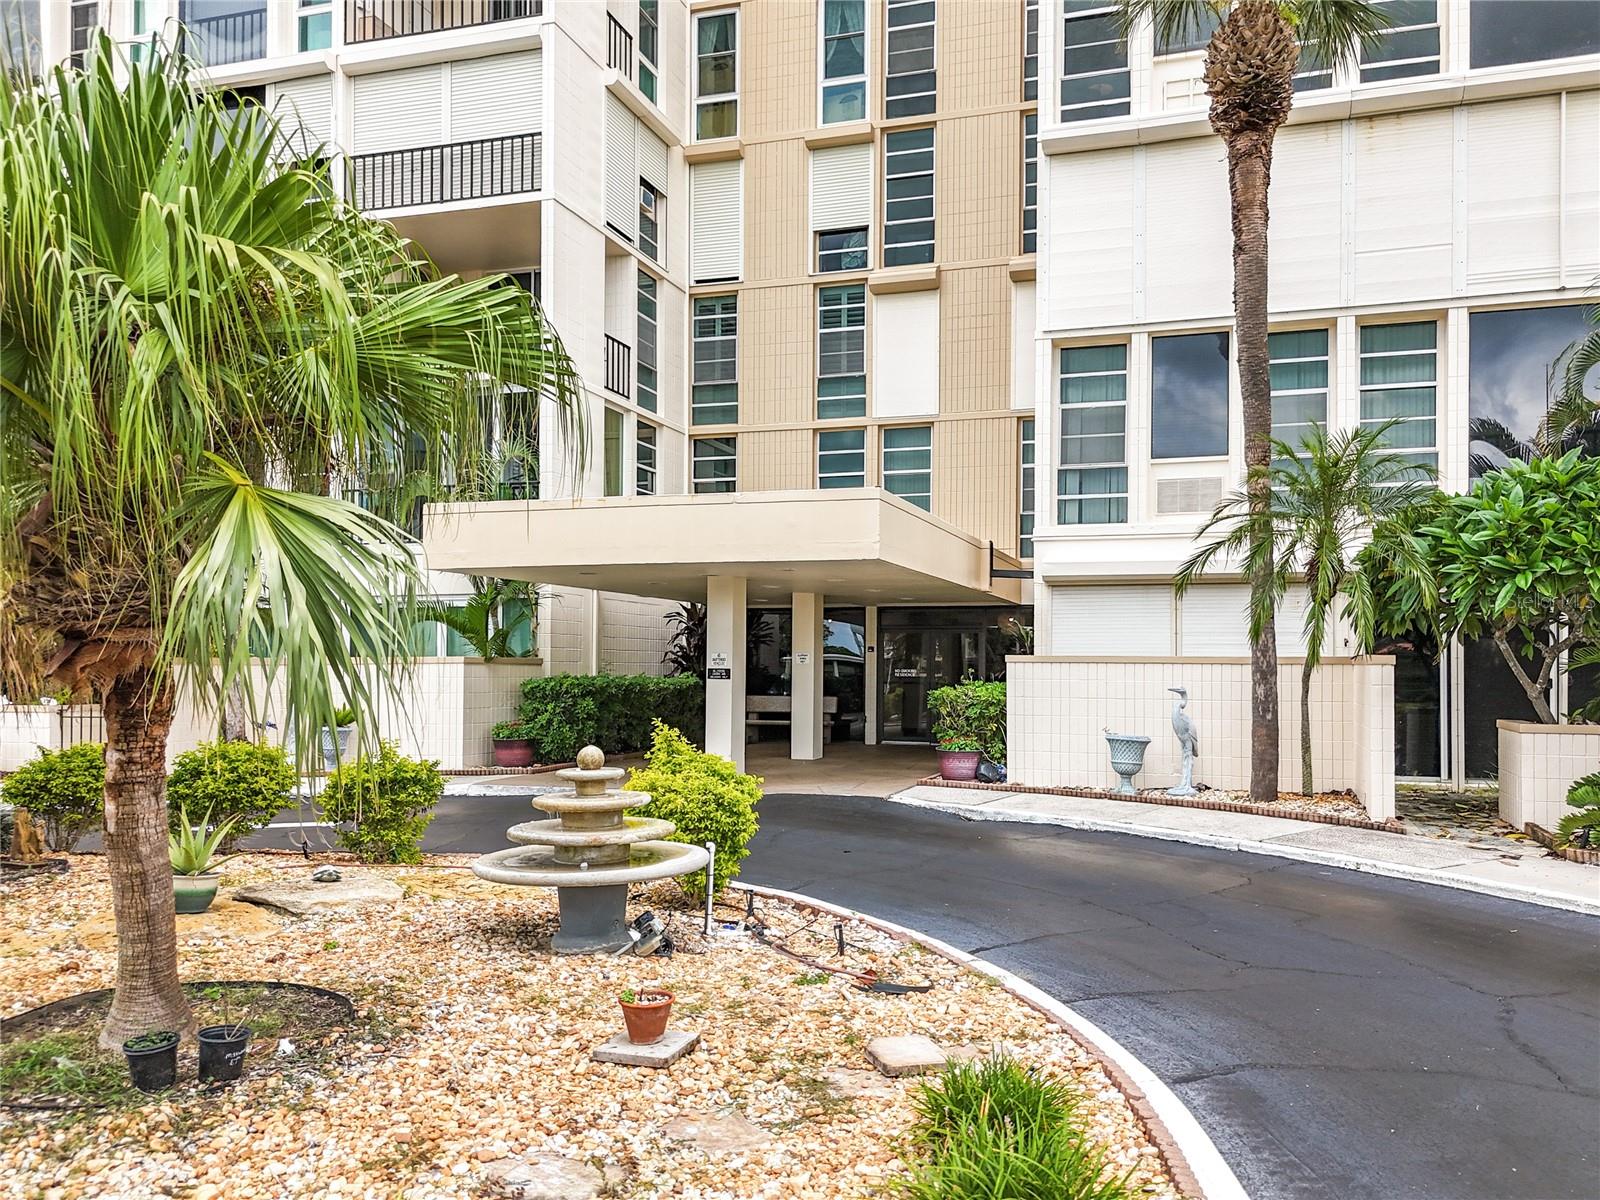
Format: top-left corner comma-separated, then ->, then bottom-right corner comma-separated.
472,746 -> 709,953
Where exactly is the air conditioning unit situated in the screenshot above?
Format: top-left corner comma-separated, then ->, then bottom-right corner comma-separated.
1156,476 -> 1223,515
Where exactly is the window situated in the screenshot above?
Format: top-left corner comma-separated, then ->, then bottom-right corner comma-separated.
636,270 -> 658,412
636,421 -> 657,495
638,0 -> 659,102
1468,305 -> 1593,479
1022,112 -> 1038,254
1293,42 -> 1334,92
1020,418 -> 1036,557
1061,3 -> 1129,122
1155,6 -> 1219,54
817,284 -> 866,419
603,407 -> 624,496
882,425 -> 933,509
817,227 -> 869,273
883,127 -> 934,268
1470,0 -> 1600,69
638,181 -> 662,264
1360,321 -> 1437,477
693,295 -> 738,425
821,0 -> 867,124
2,0 -> 42,75
1269,329 -> 1329,458
885,0 -> 936,118
818,428 -> 867,488
69,0 -> 96,68
1058,345 -> 1128,525
1022,0 -> 1038,101
1151,332 -> 1230,459
693,436 -> 737,493
1360,0 -> 1439,82
695,11 -> 738,139
297,0 -> 331,51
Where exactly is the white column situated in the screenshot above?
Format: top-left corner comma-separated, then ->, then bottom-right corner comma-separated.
790,592 -> 825,761
864,605 -> 880,745
705,576 -> 747,771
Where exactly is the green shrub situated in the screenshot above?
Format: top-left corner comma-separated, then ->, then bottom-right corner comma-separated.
1557,771 -> 1600,849
517,673 -> 703,762
166,740 -> 295,850
318,742 -> 441,864
490,719 -> 534,741
927,681 -> 1006,764
627,721 -> 760,902
0,743 -> 105,851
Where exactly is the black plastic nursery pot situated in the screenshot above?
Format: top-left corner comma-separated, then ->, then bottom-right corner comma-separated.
197,1025 -> 253,1084
122,1032 -> 179,1093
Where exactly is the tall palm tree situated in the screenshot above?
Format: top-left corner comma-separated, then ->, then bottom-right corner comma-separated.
1114,0 -> 1387,805
0,37 -> 581,1047
1176,423 -> 1435,795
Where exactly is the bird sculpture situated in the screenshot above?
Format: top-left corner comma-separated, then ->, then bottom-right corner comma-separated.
1167,686 -> 1198,797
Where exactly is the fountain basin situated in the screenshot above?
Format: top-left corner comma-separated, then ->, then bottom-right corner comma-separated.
530,790 -> 656,815
472,841 -> 710,889
508,816 -> 676,847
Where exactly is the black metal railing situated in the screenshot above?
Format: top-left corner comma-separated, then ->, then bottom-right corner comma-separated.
347,0 -> 540,44
349,132 -> 541,211
607,13 -> 633,78
58,704 -> 106,749
604,335 -> 632,397
177,5 -> 266,66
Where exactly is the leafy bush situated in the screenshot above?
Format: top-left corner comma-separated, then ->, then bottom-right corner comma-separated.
1557,771 -> 1600,849
517,674 -> 703,762
490,719 -> 535,741
893,1057 -> 1132,1200
0,743 -> 105,851
927,681 -> 1006,764
318,742 -> 441,864
166,740 -> 295,849
627,722 -> 760,902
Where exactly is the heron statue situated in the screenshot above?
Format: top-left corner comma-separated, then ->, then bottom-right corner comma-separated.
1167,686 -> 1198,797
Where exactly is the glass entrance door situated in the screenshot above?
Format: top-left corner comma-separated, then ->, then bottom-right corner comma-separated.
879,626 -> 980,742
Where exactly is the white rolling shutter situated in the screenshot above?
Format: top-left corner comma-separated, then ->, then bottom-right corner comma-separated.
637,125 -> 669,194
269,74 -> 334,153
810,143 -> 872,230
450,50 -> 542,140
1050,586 -> 1172,656
1179,583 -> 1312,656
690,159 -> 742,283
352,65 -> 444,154
604,93 -> 637,238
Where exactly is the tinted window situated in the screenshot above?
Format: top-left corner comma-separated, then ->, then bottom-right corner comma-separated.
1468,305 -> 1596,478
1470,0 -> 1600,68
1151,332 -> 1230,459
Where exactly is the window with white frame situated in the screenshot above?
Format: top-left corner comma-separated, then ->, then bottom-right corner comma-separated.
818,428 -> 867,488
1269,329 -> 1329,458
817,284 -> 866,419
1022,112 -> 1037,254
817,227 -> 869,273
638,180 -> 662,264
639,0 -> 659,102
885,0 -> 936,118
69,0 -> 97,69
1360,321 -> 1437,476
636,420 -> 657,495
883,127 -> 934,268
692,295 -> 738,425
1057,344 -> 1128,525
1060,3 -> 1129,122
695,10 -> 738,139
1020,417 -> 1035,557
296,0 -> 331,50
1361,0 -> 1440,81
1155,6 -> 1220,54
603,407 -> 624,497
882,425 -> 932,510
636,270 -> 658,412
820,0 -> 867,124
1293,39 -> 1334,91
1470,0 -> 1600,69
693,436 -> 737,493
1022,0 -> 1038,101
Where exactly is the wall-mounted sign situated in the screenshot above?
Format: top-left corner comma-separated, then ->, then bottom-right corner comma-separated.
709,651 -> 730,669
795,651 -> 810,665
707,667 -> 732,680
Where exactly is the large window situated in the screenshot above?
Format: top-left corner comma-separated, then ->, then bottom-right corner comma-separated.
638,0 -> 659,102
692,295 -> 738,425
818,428 -> 867,488
1469,305 -> 1595,478
636,270 -> 658,413
1020,417 -> 1036,557
695,10 -> 738,139
1360,0 -> 1439,82
1022,0 -> 1038,101
2,0 -> 42,74
818,284 -> 867,419
817,228 -> 869,273
1269,329 -> 1329,457
1155,5 -> 1219,54
1058,345 -> 1128,524
883,425 -> 933,509
603,407 -> 624,496
1060,2 -> 1129,123
883,127 -> 935,268
821,0 -> 867,124
1022,112 -> 1038,254
885,0 -> 936,118
1470,0 -> 1600,69
1360,321 -> 1437,476
297,0 -> 331,51
638,181 -> 662,264
636,421 -> 657,495
693,436 -> 737,493
1151,332 -> 1230,459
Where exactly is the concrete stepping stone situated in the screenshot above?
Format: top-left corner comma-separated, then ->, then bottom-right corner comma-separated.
818,1066 -> 901,1099
663,1109 -> 772,1155
234,869 -> 402,915
590,1028 -> 699,1067
481,1152 -> 605,1200
865,1034 -> 949,1077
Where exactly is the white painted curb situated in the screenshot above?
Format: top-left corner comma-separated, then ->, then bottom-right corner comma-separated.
732,880 -> 1250,1200
884,792 -> 1600,918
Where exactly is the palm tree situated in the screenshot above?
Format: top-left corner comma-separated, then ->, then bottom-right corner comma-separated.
1115,0 -> 1386,806
1538,300 -> 1600,454
0,37 -> 581,1047
1176,423 -> 1435,795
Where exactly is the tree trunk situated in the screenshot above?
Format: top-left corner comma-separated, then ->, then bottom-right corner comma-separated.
99,666 -> 194,1050
1300,659 -> 1314,796
1227,128 -> 1281,807
1492,631 -> 1558,724
221,680 -> 252,742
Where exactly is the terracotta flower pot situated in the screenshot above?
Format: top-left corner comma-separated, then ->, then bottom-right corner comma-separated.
938,750 -> 981,782
492,739 -> 535,768
619,990 -> 673,1045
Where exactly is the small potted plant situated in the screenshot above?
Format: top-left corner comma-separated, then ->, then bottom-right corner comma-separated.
170,803 -> 240,914
935,736 -> 983,782
197,986 -> 253,1084
321,705 -> 357,770
618,986 -> 673,1045
490,720 -> 536,768
122,1030 -> 179,1093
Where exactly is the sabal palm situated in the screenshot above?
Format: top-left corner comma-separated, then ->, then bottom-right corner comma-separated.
0,38 -> 581,1046
1114,0 -> 1387,805
1176,423 -> 1435,795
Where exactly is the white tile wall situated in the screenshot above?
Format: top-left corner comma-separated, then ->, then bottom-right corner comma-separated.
1498,723 -> 1600,830
598,593 -> 676,675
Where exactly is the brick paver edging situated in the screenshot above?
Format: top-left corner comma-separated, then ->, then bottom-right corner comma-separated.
440,761 -> 577,776
1525,822 -> 1600,866
916,774 -> 1404,834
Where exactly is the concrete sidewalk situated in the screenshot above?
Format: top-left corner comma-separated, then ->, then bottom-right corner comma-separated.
887,784 -> 1600,916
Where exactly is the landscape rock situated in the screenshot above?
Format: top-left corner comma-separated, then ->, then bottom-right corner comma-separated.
234,869 -> 402,915
662,1109 -> 773,1155
865,1034 -> 949,1077
481,1153 -> 604,1200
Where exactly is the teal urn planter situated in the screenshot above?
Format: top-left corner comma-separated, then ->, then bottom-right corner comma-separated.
1103,731 -> 1151,795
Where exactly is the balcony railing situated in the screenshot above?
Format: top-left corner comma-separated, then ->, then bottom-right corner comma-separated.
177,5 -> 266,67
607,14 -> 633,79
347,0 -> 540,44
604,335 -> 632,398
349,132 -> 542,211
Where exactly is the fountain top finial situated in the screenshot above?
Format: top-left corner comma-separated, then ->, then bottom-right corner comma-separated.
576,745 -> 605,770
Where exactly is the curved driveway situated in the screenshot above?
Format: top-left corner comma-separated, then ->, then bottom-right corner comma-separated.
742,794 -> 1599,1200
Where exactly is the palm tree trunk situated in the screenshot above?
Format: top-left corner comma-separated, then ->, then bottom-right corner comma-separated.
99,666 -> 194,1049
1227,127 -> 1281,807
1300,659 -> 1314,796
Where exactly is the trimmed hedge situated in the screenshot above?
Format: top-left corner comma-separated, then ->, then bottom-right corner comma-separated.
0,742 -> 105,851
319,742 -> 442,864
167,740 -> 296,850
516,674 -> 703,762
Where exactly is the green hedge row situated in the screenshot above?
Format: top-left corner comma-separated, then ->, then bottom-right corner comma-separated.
516,673 -> 704,762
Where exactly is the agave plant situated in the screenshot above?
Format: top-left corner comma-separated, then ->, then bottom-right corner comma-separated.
169,805 -> 241,876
